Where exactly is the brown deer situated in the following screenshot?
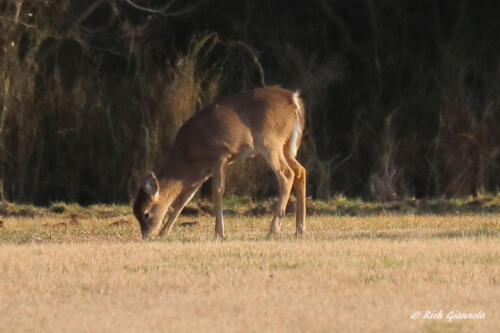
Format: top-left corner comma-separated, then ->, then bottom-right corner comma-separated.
133,87 -> 306,239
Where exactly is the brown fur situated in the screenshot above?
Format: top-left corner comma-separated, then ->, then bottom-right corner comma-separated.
133,87 -> 307,239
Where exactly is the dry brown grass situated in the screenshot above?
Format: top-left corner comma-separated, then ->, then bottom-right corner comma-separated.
1,214 -> 499,332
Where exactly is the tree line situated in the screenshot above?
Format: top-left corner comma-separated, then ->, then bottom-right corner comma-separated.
1,0 -> 500,204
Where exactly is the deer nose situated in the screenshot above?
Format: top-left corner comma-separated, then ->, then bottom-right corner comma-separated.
141,229 -> 151,240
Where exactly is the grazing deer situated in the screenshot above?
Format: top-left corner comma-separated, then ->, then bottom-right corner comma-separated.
133,87 -> 306,239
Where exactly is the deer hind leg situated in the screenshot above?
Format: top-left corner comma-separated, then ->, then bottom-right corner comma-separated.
284,153 -> 306,236
212,157 -> 228,239
262,149 -> 295,236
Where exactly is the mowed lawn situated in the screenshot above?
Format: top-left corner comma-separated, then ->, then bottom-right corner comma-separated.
1,213 -> 499,332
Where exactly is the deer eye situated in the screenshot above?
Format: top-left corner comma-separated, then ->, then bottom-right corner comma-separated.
143,212 -> 151,220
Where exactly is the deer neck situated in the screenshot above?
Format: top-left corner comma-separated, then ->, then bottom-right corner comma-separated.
157,177 -> 184,206
158,145 -> 204,193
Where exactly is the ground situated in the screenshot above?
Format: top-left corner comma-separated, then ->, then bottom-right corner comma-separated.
0,201 -> 499,332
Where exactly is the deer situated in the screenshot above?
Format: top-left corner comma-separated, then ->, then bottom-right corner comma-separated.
133,86 -> 306,239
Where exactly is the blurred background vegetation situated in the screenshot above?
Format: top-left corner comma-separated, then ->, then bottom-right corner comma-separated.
1,0 -> 500,205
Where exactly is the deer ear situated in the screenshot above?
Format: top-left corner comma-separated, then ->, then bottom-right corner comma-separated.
141,172 -> 159,200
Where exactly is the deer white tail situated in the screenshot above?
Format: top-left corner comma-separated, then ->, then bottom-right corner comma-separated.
290,91 -> 303,157
292,91 -> 302,120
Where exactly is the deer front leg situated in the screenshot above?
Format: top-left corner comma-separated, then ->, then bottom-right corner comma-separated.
212,157 -> 228,239
158,185 -> 201,236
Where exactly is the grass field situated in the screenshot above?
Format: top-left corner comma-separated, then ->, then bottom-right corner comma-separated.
1,204 -> 499,332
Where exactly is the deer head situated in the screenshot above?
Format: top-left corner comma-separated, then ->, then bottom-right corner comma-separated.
133,172 -> 162,239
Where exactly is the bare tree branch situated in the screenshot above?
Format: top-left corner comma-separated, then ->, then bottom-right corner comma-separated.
231,41 -> 266,87
65,0 -> 108,32
36,0 -> 108,64
165,0 -> 210,17
15,0 -> 23,23
124,0 -> 176,14
0,16 -> 36,29
124,0 -> 210,17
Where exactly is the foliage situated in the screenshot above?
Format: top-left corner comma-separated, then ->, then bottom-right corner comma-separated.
1,0 -> 500,204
